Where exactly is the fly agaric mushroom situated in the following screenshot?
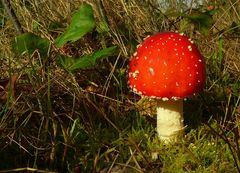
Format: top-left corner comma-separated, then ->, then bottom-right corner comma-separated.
128,32 -> 205,142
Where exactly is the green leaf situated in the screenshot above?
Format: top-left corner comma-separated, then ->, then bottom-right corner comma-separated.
55,3 -> 95,47
59,46 -> 117,72
12,32 -> 50,57
186,10 -> 214,36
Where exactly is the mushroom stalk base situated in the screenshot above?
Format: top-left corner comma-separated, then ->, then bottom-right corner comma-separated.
156,99 -> 184,143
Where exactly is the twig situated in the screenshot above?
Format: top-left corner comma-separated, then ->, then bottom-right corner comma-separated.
0,167 -> 57,173
1,0 -> 23,34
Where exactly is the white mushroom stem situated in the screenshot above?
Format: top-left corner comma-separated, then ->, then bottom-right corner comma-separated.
156,99 -> 184,143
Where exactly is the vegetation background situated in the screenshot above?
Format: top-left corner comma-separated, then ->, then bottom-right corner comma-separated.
0,0 -> 239,172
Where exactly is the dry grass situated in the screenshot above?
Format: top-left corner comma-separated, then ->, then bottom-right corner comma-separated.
0,0 -> 239,172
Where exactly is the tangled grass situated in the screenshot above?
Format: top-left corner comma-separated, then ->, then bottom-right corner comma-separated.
0,0 -> 239,172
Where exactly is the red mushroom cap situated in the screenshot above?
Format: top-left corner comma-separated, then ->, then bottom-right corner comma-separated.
128,32 -> 205,100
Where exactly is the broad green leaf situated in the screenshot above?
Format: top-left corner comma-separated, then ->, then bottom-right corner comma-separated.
58,54 -> 75,70
59,46 -> 117,72
12,32 -> 50,57
186,10 -> 214,36
55,3 -> 95,47
171,8 -> 217,36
